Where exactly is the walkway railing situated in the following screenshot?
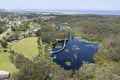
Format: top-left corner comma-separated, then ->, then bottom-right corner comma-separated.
52,39 -> 67,54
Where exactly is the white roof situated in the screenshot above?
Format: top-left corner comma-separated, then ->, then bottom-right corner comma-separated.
0,71 -> 10,79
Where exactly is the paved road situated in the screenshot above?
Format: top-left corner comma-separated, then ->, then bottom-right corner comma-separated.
0,28 -> 12,40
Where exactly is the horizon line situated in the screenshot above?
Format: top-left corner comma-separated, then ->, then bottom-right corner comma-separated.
1,9 -> 120,11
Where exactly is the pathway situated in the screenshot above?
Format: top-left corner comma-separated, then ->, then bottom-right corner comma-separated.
52,39 -> 67,54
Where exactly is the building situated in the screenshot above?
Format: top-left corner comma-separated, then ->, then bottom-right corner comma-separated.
0,71 -> 10,80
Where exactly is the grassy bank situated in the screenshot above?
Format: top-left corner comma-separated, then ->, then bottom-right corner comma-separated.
0,51 -> 17,73
78,35 -> 102,43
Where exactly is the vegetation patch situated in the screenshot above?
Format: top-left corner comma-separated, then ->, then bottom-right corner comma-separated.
65,61 -> 71,66
53,55 -> 57,59
65,49 -> 69,52
55,45 -> 62,49
74,54 -> 77,59
80,36 -> 102,43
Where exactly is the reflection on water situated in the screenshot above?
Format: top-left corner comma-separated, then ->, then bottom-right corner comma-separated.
51,36 -> 99,70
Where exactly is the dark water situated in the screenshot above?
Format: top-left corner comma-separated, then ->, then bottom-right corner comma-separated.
51,36 -> 99,70
59,26 -> 69,31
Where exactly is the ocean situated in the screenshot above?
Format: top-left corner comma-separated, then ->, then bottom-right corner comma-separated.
9,9 -> 120,15
61,10 -> 120,15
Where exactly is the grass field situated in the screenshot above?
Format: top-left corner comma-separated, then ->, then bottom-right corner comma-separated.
0,51 -> 17,73
11,37 -> 38,58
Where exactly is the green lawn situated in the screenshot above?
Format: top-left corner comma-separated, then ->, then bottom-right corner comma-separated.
11,37 -> 38,58
0,51 -> 16,73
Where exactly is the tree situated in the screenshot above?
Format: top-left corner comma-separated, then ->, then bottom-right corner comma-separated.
1,41 -> 8,48
0,25 -> 4,34
14,54 -> 30,68
9,54 -> 14,63
75,63 -> 120,80
12,55 -> 71,80
21,22 -> 30,31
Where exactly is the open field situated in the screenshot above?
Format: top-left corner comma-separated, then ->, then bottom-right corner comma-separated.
0,51 -> 16,73
11,37 -> 38,58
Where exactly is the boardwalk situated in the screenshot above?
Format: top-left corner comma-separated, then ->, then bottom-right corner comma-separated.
52,39 -> 67,54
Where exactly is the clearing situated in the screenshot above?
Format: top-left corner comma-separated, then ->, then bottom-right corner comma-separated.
11,37 -> 38,58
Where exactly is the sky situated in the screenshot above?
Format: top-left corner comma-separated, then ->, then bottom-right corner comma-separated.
0,0 -> 120,10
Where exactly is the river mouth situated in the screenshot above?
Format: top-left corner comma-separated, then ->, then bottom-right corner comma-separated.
51,36 -> 99,71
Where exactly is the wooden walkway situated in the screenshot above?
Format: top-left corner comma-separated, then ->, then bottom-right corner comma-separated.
52,39 -> 67,54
